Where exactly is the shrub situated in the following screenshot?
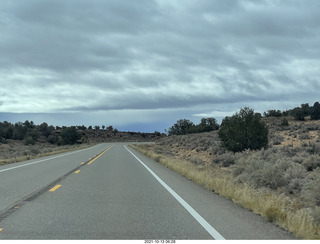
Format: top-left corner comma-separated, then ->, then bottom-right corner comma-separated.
272,134 -> 284,145
231,155 -> 265,182
284,163 -> 307,180
47,134 -> 59,144
30,148 -> 41,155
313,206 -> 320,225
302,176 -> 320,206
219,107 -> 269,152
281,118 -> 289,126
286,178 -> 306,195
284,163 -> 307,195
307,143 -> 320,156
24,136 -> 35,145
302,155 -> 320,171
299,132 -> 311,140
213,151 -> 236,167
249,163 -> 286,190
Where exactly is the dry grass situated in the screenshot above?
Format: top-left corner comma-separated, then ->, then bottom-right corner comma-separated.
131,144 -> 320,239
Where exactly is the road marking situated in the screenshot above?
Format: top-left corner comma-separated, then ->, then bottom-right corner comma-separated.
0,228 -> 2,232
124,146 -> 225,240
0,144 -> 102,174
74,170 -> 80,174
49,185 -> 62,192
87,145 -> 113,165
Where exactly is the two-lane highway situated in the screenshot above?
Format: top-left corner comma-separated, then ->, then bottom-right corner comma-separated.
0,143 -> 296,239
0,143 -> 111,214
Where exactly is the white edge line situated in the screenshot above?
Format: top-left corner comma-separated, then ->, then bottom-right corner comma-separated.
0,144 -> 102,173
124,145 -> 225,240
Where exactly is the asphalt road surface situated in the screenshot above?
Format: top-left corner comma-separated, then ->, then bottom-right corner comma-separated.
0,143 -> 296,240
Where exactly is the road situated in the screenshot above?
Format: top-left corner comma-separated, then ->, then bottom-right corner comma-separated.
0,143 -> 296,240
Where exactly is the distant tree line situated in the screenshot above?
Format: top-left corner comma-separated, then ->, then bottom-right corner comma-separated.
0,121 -> 116,145
167,117 -> 219,136
263,101 -> 320,121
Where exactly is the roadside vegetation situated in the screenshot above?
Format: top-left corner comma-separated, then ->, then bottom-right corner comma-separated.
0,121 -> 117,146
132,102 -> 320,239
0,121 -> 163,165
0,141 -> 95,166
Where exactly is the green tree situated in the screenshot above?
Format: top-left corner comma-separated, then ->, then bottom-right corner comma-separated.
311,101 -> 320,120
281,118 -> 289,126
23,120 -> 35,129
13,122 -> 27,140
39,122 -> 54,137
263,110 -> 282,117
301,103 -> 311,116
199,117 -> 219,132
60,127 -> 82,145
218,107 -> 269,152
291,107 -> 305,121
168,119 -> 195,135
77,125 -> 87,130
291,103 -> 311,121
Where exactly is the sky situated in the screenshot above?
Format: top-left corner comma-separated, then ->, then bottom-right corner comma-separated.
1,0 -> 320,132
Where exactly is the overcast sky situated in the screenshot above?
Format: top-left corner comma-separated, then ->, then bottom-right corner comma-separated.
1,0 -> 319,132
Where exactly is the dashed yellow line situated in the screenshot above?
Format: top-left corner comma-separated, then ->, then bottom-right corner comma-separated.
49,185 -> 62,192
0,228 -> 2,232
47,146 -> 112,193
87,145 -> 113,165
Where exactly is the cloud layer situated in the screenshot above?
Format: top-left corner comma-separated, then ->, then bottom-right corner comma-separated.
1,0 -> 319,131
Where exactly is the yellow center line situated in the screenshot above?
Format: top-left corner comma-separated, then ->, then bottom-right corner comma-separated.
87,145 -> 113,165
0,228 -> 2,232
49,184 -> 62,192
74,170 -> 80,174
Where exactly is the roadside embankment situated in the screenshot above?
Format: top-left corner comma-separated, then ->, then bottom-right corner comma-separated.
130,131 -> 320,240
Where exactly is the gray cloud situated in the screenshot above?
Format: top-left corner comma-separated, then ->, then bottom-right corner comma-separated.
1,0 -> 320,131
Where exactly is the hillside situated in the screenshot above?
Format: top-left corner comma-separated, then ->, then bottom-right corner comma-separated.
159,116 -> 320,162
133,116 -> 320,239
